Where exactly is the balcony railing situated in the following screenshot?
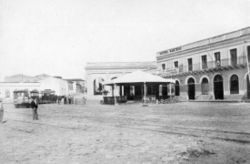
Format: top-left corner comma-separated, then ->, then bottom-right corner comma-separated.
161,56 -> 247,76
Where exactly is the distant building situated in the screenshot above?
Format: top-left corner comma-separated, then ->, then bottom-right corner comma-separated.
0,82 -> 40,101
39,77 -> 69,96
65,79 -> 85,94
85,62 -> 157,100
4,74 -> 50,83
0,74 -> 84,101
157,27 -> 250,101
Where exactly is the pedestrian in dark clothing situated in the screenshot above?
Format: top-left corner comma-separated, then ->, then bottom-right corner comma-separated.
64,96 -> 67,104
0,100 -> 4,123
31,98 -> 38,120
57,97 -> 61,104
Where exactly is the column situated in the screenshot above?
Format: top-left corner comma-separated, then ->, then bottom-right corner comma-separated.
143,82 -> 147,103
112,85 -> 114,97
159,84 -> 162,96
114,84 -> 117,105
122,85 -> 124,96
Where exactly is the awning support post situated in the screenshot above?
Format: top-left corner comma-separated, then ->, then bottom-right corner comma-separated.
122,85 -> 124,96
114,84 -> 117,105
143,82 -> 148,106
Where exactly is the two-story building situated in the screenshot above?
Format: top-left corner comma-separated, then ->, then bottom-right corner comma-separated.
85,62 -> 157,100
157,27 -> 250,101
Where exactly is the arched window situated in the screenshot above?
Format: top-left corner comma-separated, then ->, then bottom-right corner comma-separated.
175,81 -> 180,96
201,78 -> 209,95
230,75 -> 239,94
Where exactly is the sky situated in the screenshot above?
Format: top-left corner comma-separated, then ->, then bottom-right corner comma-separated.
0,0 -> 250,80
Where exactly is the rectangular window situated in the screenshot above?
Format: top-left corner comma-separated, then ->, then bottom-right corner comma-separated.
162,63 -> 165,70
214,52 -> 221,67
201,55 -> 207,69
188,58 -> 193,71
230,49 -> 237,66
174,61 -> 178,68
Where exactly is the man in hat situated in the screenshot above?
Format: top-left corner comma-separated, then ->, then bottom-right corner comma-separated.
30,97 -> 38,120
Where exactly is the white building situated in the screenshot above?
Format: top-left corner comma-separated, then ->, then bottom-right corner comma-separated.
85,62 -> 157,100
0,82 -> 40,101
39,77 -> 69,96
0,76 -> 75,102
65,79 -> 85,94
157,27 -> 250,101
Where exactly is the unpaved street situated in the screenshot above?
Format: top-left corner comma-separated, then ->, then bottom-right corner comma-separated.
1,102 -> 250,164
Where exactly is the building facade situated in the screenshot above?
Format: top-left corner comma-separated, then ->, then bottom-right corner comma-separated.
0,76 -> 80,102
39,77 -> 70,96
65,79 -> 85,94
85,62 -> 157,100
157,27 -> 250,101
0,82 -> 41,101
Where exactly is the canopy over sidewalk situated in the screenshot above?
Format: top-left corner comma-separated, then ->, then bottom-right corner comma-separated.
104,70 -> 175,85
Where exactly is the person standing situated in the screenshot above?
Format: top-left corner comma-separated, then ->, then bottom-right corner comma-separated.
30,98 -> 38,120
0,100 -> 4,123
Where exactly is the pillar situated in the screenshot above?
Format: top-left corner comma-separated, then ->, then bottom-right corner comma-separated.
114,84 -> 117,105
159,84 -> 162,96
122,85 -> 124,96
112,85 -> 114,97
143,82 -> 147,102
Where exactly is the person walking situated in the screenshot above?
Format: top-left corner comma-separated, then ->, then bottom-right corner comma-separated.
30,98 -> 38,120
0,99 -> 4,123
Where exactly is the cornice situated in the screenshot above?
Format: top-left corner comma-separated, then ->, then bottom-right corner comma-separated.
157,35 -> 250,62
85,66 -> 157,71
158,27 -> 250,55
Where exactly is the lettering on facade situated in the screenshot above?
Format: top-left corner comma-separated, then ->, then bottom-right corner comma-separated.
160,46 -> 182,55
169,46 -> 182,53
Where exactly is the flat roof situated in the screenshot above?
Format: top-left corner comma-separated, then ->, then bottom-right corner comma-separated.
85,61 -> 156,70
158,26 -> 250,55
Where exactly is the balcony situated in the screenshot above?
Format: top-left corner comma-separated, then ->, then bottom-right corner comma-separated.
160,56 -> 247,77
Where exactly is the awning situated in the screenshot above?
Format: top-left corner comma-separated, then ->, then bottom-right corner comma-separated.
104,70 -> 175,85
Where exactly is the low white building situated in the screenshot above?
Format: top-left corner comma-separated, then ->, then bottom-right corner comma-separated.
0,76 -> 77,102
0,82 -> 40,101
39,77 -> 69,96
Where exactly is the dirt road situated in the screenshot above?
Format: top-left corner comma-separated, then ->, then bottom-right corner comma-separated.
0,102 -> 250,163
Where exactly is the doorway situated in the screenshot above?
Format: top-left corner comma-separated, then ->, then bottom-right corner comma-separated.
214,75 -> 224,99
188,78 -> 195,100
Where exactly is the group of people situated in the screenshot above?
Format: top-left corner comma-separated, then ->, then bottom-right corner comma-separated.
56,96 -> 87,105
57,96 -> 73,104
